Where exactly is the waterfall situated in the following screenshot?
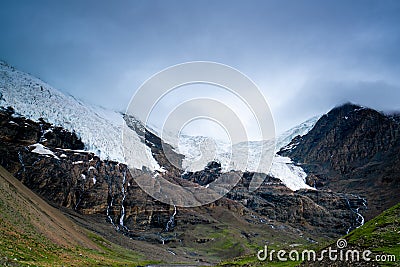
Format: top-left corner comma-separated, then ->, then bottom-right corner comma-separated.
344,194 -> 367,234
354,197 -> 367,227
18,151 -> 25,173
74,191 -> 83,211
165,205 -> 177,232
119,170 -> 127,229
107,196 -> 117,229
158,206 -> 177,245
344,197 -> 353,235
167,249 -> 176,255
74,174 -> 86,210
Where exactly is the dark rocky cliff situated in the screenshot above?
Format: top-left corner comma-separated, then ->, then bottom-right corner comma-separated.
279,103 -> 400,220
0,106 -> 364,244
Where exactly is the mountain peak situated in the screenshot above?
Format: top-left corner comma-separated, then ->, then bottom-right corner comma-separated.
280,104 -> 400,220
327,102 -> 375,119
332,102 -> 363,112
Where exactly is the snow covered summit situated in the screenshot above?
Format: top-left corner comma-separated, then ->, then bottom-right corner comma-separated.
0,60 -> 319,191
0,61 -> 159,170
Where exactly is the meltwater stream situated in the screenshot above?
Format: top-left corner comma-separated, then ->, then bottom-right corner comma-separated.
119,169 -> 127,229
165,205 -> 177,232
344,194 -> 367,234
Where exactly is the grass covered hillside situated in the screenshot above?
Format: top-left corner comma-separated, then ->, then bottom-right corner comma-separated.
218,203 -> 400,267
0,166 -> 153,266
300,202 -> 400,266
345,202 -> 400,266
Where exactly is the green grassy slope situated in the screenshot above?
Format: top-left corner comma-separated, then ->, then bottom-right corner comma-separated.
0,166 -> 154,266
217,203 -> 400,267
344,202 -> 400,266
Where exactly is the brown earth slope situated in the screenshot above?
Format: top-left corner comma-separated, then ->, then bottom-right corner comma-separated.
0,165 -> 98,249
0,165 -> 164,266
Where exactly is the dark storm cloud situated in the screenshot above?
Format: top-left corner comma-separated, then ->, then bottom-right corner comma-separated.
274,79 -> 400,131
0,0 -> 399,133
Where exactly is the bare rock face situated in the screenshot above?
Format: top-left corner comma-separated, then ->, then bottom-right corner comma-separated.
182,161 -> 222,186
225,172 -> 365,237
0,105 -> 382,244
279,103 -> 400,220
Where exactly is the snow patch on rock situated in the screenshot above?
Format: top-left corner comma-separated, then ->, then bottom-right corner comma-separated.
29,143 -> 59,160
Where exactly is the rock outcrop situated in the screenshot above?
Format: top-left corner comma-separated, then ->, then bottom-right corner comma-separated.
0,106 -> 362,243
279,103 -> 400,220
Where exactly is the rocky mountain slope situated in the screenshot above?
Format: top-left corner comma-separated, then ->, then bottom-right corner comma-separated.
0,105 -> 371,263
279,103 -> 400,221
0,164 -> 156,266
0,60 -> 312,191
1,62 -> 399,265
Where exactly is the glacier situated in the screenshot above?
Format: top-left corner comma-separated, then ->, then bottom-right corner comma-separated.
175,116 -> 320,191
0,60 -> 319,191
0,61 -> 159,171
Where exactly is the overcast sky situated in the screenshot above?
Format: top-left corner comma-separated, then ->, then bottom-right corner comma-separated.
0,0 -> 399,135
